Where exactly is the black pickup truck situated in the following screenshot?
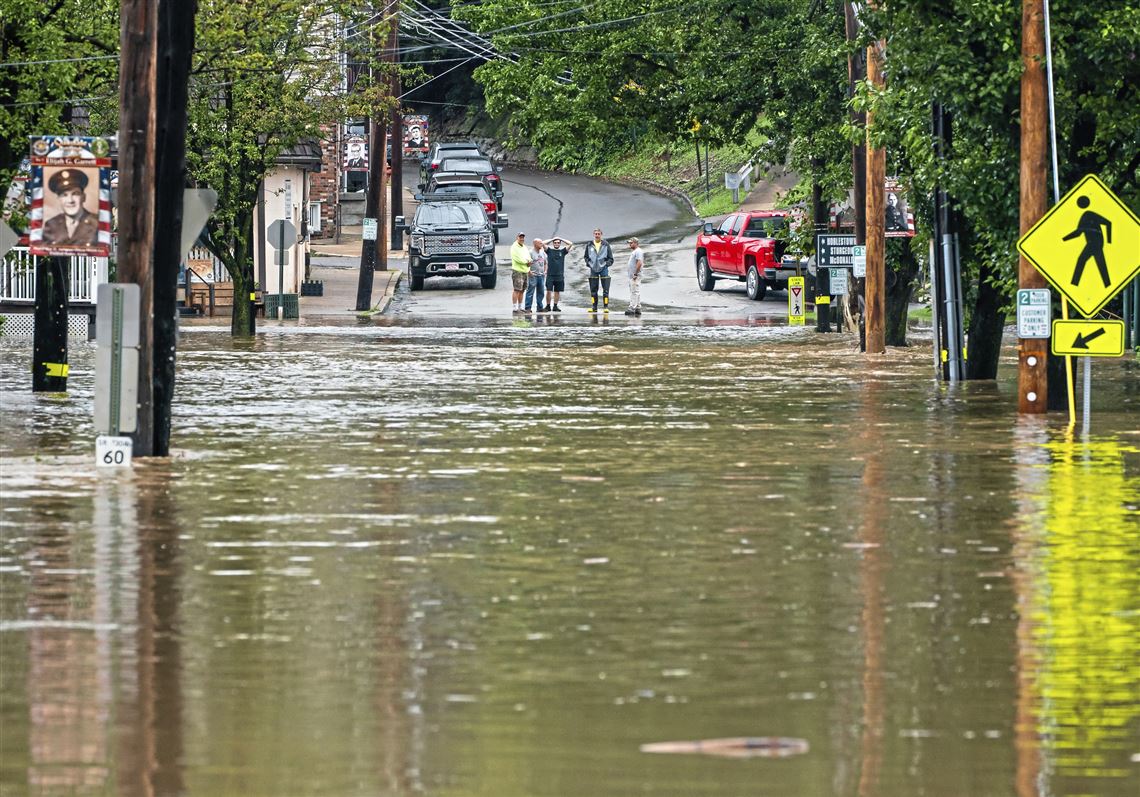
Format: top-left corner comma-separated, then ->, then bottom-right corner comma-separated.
396,194 -> 508,291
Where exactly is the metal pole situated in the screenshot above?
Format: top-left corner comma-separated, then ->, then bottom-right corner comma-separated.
1134,278 -> 1140,349
929,238 -> 941,377
1081,356 -> 1091,437
704,143 -> 710,203
277,223 -> 285,320
1043,0 -> 1077,425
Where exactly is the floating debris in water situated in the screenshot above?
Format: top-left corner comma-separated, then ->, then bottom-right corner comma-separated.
640,737 -> 809,758
583,557 -> 609,565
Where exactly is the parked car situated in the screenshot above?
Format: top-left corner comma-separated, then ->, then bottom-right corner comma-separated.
693,211 -> 803,299
435,156 -> 504,209
395,193 -> 508,291
419,141 -> 483,185
424,174 -> 501,238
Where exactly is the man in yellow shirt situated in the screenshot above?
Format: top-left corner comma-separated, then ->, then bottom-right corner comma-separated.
510,232 -> 533,313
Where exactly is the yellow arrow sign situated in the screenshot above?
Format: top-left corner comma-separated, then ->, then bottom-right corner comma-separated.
1017,174 -> 1140,318
1050,319 -> 1125,357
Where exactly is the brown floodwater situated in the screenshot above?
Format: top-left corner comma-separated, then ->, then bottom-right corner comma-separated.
1,323 -> 1138,796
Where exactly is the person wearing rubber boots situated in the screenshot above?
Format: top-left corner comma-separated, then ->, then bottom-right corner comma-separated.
583,227 -> 614,313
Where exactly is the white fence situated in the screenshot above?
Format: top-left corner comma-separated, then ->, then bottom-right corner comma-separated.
0,247 -> 106,303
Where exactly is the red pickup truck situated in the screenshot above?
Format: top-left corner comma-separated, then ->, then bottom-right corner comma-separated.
694,211 -> 801,300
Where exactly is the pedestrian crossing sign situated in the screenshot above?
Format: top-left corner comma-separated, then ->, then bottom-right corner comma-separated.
788,276 -> 805,325
1017,174 -> 1140,318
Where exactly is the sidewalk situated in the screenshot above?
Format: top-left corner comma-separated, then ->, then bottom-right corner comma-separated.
303,259 -> 403,318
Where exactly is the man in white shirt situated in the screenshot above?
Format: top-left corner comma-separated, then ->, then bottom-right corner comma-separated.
624,237 -> 644,317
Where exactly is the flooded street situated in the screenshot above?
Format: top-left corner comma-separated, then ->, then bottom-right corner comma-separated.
1,325 -> 1138,796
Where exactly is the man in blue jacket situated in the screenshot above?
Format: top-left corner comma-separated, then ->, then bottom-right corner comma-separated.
583,228 -> 614,313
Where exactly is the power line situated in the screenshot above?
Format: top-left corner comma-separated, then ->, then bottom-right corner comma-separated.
0,54 -> 118,69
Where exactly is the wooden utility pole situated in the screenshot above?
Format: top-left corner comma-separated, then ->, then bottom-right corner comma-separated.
1018,0 -> 1048,413
845,2 -> 867,244
355,10 -> 394,308
864,38 -> 886,354
118,0 -> 159,455
390,8 -> 403,252
152,0 -> 197,456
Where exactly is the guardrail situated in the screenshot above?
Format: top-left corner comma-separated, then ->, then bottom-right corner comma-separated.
0,247 -> 107,303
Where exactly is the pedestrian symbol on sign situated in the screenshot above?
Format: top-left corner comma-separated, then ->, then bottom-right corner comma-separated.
1062,196 -> 1111,288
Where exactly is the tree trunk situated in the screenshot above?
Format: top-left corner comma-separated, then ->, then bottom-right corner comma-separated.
884,240 -> 919,347
965,258 -> 1006,379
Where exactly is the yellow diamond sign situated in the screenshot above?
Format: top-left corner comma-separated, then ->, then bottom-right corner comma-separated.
1017,174 -> 1140,318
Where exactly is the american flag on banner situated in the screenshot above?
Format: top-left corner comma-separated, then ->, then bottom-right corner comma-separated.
28,135 -> 112,258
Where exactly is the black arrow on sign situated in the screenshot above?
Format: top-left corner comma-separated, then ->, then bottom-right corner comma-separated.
1071,327 -> 1106,349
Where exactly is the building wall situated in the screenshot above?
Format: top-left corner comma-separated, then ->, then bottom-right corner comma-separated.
309,125 -> 340,238
254,167 -> 307,295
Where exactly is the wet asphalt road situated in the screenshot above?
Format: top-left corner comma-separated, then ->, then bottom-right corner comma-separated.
385,168 -> 796,321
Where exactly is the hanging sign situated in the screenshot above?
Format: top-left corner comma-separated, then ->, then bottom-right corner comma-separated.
28,135 -> 112,258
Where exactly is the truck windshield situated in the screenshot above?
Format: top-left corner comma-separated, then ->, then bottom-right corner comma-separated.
416,203 -> 484,228
743,217 -> 786,239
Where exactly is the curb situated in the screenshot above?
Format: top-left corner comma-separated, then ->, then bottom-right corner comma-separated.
367,270 -> 402,315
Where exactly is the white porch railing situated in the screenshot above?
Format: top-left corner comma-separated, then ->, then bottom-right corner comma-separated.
0,247 -> 107,303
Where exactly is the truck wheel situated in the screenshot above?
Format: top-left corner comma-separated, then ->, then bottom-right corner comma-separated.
410,273 -> 424,292
697,255 -> 715,292
746,265 -> 767,300
480,270 -> 497,289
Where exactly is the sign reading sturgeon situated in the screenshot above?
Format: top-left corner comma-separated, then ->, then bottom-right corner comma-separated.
1017,174 -> 1140,317
816,234 -> 856,268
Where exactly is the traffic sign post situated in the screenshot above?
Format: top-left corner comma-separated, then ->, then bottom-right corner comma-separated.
1017,174 -> 1140,434
267,218 -> 296,321
788,276 -> 805,325
1050,320 -> 1125,357
94,284 -> 140,466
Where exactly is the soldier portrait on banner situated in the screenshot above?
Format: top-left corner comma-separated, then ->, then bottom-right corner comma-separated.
28,135 -> 112,257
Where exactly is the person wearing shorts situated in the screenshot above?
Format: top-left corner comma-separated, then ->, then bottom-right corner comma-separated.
510,232 -> 532,313
543,237 -> 571,311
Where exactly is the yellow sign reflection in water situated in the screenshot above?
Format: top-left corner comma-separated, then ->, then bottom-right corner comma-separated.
1032,438 -> 1140,782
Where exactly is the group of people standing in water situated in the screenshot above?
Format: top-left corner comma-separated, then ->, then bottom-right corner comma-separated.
509,228 -> 644,316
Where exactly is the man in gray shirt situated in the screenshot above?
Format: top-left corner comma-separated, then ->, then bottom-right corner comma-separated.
624,237 -> 644,316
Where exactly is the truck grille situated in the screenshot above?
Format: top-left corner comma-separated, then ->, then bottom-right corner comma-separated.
423,234 -> 481,256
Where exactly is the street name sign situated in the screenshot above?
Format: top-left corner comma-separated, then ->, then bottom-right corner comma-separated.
1050,319 -> 1125,357
1017,174 -> 1140,318
851,244 -> 866,278
788,276 -> 805,325
1016,288 -> 1051,339
816,234 -> 856,268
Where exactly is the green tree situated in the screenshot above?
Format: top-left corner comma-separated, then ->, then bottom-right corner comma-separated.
862,0 -> 1140,377
188,0 -> 395,336
0,0 -> 118,197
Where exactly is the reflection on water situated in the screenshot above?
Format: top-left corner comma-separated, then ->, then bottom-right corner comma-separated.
1,327 -> 1137,796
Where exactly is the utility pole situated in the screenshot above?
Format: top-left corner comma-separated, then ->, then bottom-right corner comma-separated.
1018,0 -> 1049,413
864,37 -> 886,354
118,0 -> 158,455
31,257 -> 69,391
151,0 -> 197,456
355,8 -> 394,308
390,7 -> 403,252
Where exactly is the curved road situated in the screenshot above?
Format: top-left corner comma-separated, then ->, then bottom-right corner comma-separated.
388,168 -> 795,321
